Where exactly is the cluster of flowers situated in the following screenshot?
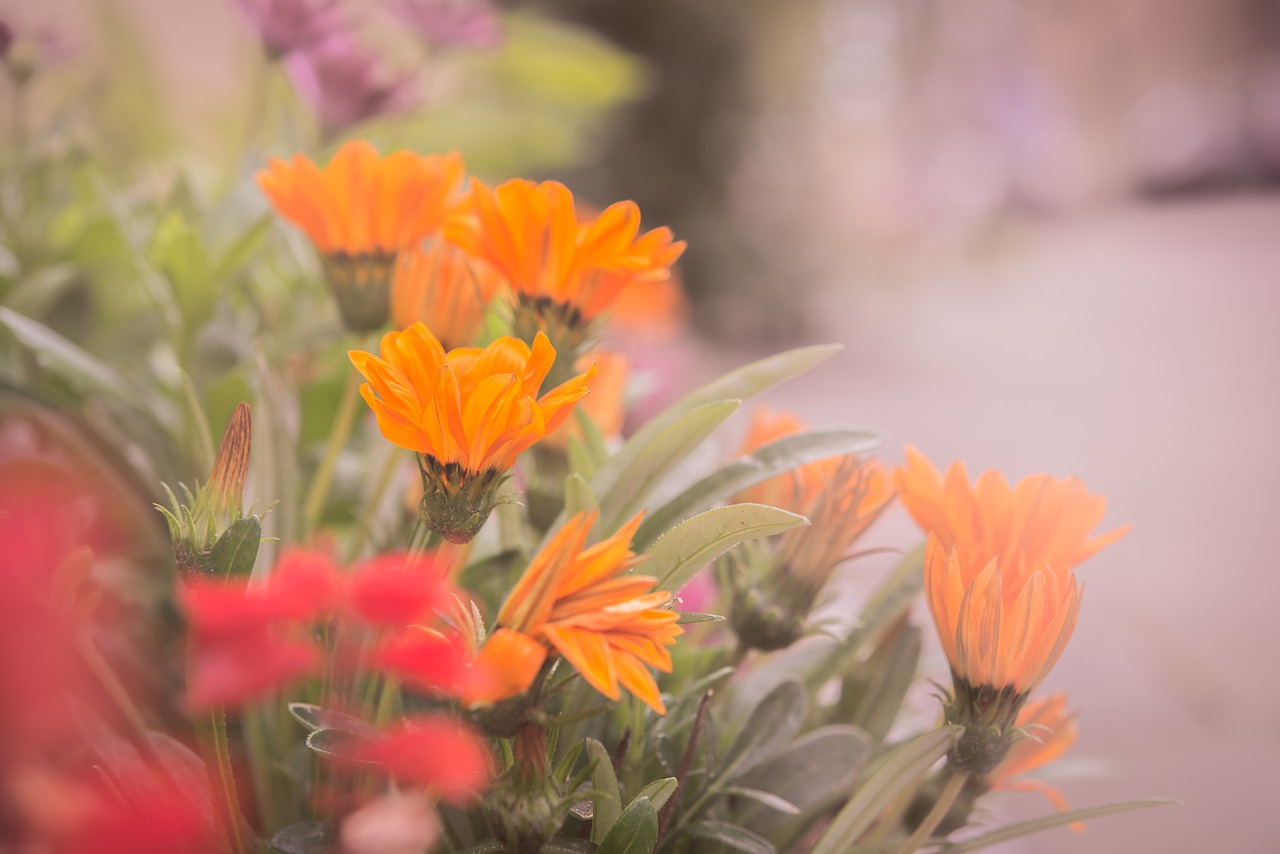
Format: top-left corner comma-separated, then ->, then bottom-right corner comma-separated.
236,0 -> 501,138
0,124 -> 1131,851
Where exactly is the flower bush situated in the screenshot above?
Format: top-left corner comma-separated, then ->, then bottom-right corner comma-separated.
0,6 -> 1170,853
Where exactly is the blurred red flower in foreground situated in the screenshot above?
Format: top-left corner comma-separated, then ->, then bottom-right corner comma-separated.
182,548 -> 452,709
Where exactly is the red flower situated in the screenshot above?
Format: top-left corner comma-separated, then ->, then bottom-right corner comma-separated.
346,554 -> 449,626
349,717 -> 490,802
186,626 -> 320,709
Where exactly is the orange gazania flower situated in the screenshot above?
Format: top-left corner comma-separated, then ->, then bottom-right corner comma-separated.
894,446 -> 1126,773
727,408 -> 893,650
391,241 -> 507,351
258,141 -> 465,331
546,351 -> 628,449
445,179 -> 684,355
493,511 -> 683,714
349,323 -> 595,542
987,692 -> 1080,821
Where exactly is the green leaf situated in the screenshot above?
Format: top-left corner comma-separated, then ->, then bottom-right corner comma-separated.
597,796 -> 658,854
676,612 -> 726,624
936,799 -> 1178,853
646,504 -> 806,594
588,738 -> 623,844
634,427 -> 882,549
722,788 -> 801,815
633,777 -> 679,813
287,704 -> 378,737
454,844 -> 505,854
595,399 -> 740,534
305,728 -> 375,762
564,472 -> 598,518
657,345 -> 841,426
212,214 -> 273,282
684,820 -> 777,854
844,624 -> 922,741
805,544 -> 924,690
205,515 -> 262,579
737,726 -> 872,845
721,680 -> 807,782
808,728 -> 958,854
270,821 -> 337,854
0,306 -> 139,401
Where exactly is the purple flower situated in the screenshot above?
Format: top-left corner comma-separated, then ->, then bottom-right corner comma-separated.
234,0 -> 346,60
285,34 -> 416,139
1,22 -> 13,60
386,0 -> 501,49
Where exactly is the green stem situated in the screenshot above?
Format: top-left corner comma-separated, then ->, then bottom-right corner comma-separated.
242,704 -> 281,834
893,768 -> 967,854
346,444 -> 404,561
194,707 -> 250,854
187,640 -> 249,853
302,367 -> 362,536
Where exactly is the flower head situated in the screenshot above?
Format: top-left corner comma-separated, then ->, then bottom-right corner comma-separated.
894,446 -> 1126,773
446,180 -> 684,366
391,241 -> 506,350
987,693 -> 1080,819
286,34 -> 417,139
233,0 -> 345,60
726,409 -> 892,650
493,511 -> 683,714
349,323 -> 594,541
387,0 -> 502,49
258,141 -> 463,331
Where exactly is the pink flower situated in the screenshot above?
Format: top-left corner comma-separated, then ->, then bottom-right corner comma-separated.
285,34 -> 416,138
386,0 -> 501,49
233,0 -> 346,60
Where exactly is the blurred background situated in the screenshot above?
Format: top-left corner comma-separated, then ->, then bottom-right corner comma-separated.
3,0 -> 1278,850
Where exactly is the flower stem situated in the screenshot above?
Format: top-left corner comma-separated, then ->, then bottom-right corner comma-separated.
893,767 -> 967,854
303,367 -> 362,536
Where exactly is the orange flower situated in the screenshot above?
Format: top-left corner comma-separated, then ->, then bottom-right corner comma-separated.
607,275 -> 688,340
391,241 -> 507,351
494,511 -> 682,714
258,141 -> 465,331
894,446 -> 1126,774
445,179 -> 684,359
988,693 -> 1080,821
727,409 -> 893,651
349,323 -> 595,541
546,351 -> 628,449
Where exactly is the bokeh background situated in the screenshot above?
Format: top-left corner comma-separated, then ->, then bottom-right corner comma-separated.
3,0 -> 1278,851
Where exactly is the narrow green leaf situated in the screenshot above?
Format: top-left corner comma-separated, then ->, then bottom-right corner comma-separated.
808,728 -> 958,854
205,515 -> 262,579
588,738 -> 622,844
212,214 -> 273,282
270,821 -> 337,854
676,612 -> 726,624
634,427 -> 882,549
737,726 -> 872,845
647,504 -> 806,594
564,472 -> 598,518
633,777 -> 678,813
936,799 -> 1178,853
721,680 -> 807,782
0,306 -> 137,400
305,728 -> 375,762
596,399 -> 740,533
805,544 -> 924,690
847,625 -> 922,741
287,704 -> 378,737
597,795 -> 658,854
177,369 -> 216,475
722,788 -> 801,815
566,435 -> 600,483
659,345 -> 841,425
454,843 -> 505,854
685,820 -> 777,854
